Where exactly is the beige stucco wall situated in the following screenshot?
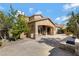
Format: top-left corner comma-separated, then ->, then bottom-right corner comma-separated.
28,19 -> 57,39
28,22 -> 36,38
29,15 -> 42,21
35,20 -> 55,27
34,16 -> 42,20
25,17 -> 29,22
20,32 -> 26,39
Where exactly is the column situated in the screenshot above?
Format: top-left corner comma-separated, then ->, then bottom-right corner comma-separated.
35,23 -> 38,39
53,27 -> 57,35
45,27 -> 47,35
50,28 -> 53,35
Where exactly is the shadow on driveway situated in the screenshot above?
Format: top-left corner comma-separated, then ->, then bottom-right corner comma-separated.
38,38 -> 61,47
38,37 -> 75,56
49,47 -> 75,56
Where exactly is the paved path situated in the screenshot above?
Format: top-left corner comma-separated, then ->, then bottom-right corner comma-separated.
0,38 -> 52,56
0,34 -> 75,56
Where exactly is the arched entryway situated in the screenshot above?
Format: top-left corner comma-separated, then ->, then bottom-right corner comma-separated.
38,25 -> 54,36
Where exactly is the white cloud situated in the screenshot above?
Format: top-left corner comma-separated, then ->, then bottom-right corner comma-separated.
0,6 -> 4,10
70,3 -> 79,7
64,3 -> 79,10
29,8 -> 34,13
55,17 -> 60,20
55,16 -> 71,21
35,10 -> 42,14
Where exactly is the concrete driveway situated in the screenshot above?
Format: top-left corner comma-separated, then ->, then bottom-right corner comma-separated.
0,38 -> 53,56
0,34 -> 75,56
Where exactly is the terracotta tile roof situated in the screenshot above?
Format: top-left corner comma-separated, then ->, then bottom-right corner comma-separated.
28,18 -> 56,26
30,14 -> 44,18
27,14 -> 56,26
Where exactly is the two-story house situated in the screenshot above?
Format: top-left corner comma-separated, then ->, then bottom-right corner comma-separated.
26,14 -> 57,39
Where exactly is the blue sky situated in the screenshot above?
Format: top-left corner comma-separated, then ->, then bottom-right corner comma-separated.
0,3 -> 79,24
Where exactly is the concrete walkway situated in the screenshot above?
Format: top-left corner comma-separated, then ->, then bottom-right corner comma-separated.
0,39 -> 52,56
0,34 -> 75,56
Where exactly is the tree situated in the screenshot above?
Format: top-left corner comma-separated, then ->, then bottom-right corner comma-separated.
8,5 -> 18,26
0,11 -> 11,40
11,14 -> 29,39
8,5 -> 29,39
66,11 -> 79,38
0,5 -> 29,40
